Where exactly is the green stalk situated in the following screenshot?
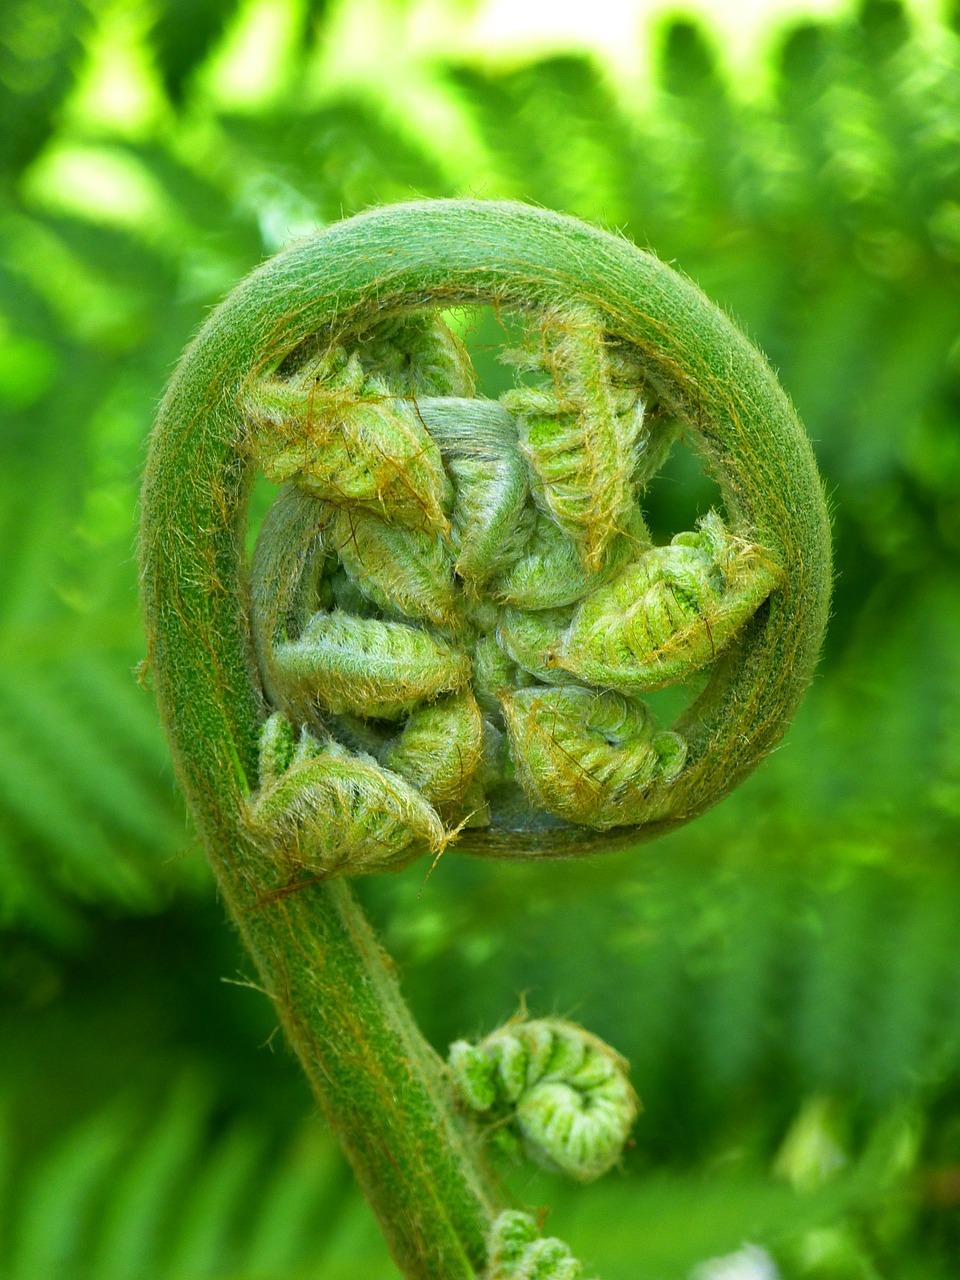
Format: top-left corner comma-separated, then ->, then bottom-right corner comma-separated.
139,200 -> 830,1277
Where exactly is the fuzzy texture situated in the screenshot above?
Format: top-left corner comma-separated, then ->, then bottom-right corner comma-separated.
271,611 -> 471,721
555,512 -> 783,692
326,506 -> 459,627
502,305 -> 649,573
497,606 -> 580,687
416,397 -> 531,591
239,210 -> 828,855
248,715 -> 449,876
139,199 -> 831,1277
489,507 -> 645,610
246,345 -> 453,534
499,688 -> 687,831
381,691 -> 488,823
245,381 -> 777,848
247,482 -> 752,843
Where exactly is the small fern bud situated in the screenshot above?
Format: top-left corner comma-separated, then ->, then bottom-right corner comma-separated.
485,1211 -> 586,1279
449,1018 -> 639,1183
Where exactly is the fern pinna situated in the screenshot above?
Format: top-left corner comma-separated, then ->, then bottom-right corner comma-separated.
139,200 -> 830,1277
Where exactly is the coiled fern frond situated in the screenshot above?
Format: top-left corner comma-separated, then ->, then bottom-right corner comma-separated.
139,200 -> 829,1275
450,1018 -> 639,1183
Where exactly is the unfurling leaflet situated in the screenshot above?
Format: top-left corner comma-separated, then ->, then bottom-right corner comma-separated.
499,688 -> 687,830
555,512 -> 783,691
272,611 -> 471,721
247,712 -> 449,876
246,346 -> 453,535
449,1018 -> 639,1183
501,305 -> 649,574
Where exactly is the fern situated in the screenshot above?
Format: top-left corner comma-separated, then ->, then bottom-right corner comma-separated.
218,97 -> 451,217
4,0 -> 958,937
3,2 -> 960,1273
0,0 -> 92,176
0,216 -> 216,937
443,56 -> 641,223
0,1081 -> 399,1280
150,0 -> 247,105
367,577 -> 960,1127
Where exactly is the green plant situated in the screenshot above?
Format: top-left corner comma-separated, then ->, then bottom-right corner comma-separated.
139,198 -> 830,1277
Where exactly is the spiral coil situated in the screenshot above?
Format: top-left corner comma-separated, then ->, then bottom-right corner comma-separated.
141,200 -> 830,1276
449,1018 -> 639,1183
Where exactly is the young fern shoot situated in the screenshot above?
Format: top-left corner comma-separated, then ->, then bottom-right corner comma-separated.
140,200 -> 830,1278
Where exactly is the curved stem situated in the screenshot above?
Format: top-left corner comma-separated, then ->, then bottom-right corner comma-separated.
239,877 -> 496,1275
139,200 -> 830,1277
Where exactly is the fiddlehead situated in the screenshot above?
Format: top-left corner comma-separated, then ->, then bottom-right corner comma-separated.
486,1211 -> 588,1279
139,200 -> 830,1278
449,1018 -> 639,1183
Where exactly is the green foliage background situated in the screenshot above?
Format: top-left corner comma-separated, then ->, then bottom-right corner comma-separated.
3,0 -> 960,1274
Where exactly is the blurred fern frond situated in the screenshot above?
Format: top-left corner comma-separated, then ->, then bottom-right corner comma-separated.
0,0 -> 92,179
0,1075 -> 938,1280
217,96 -> 452,223
150,0 -> 247,105
443,55 -> 646,224
0,1081 -> 398,1280
0,206 -> 226,939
